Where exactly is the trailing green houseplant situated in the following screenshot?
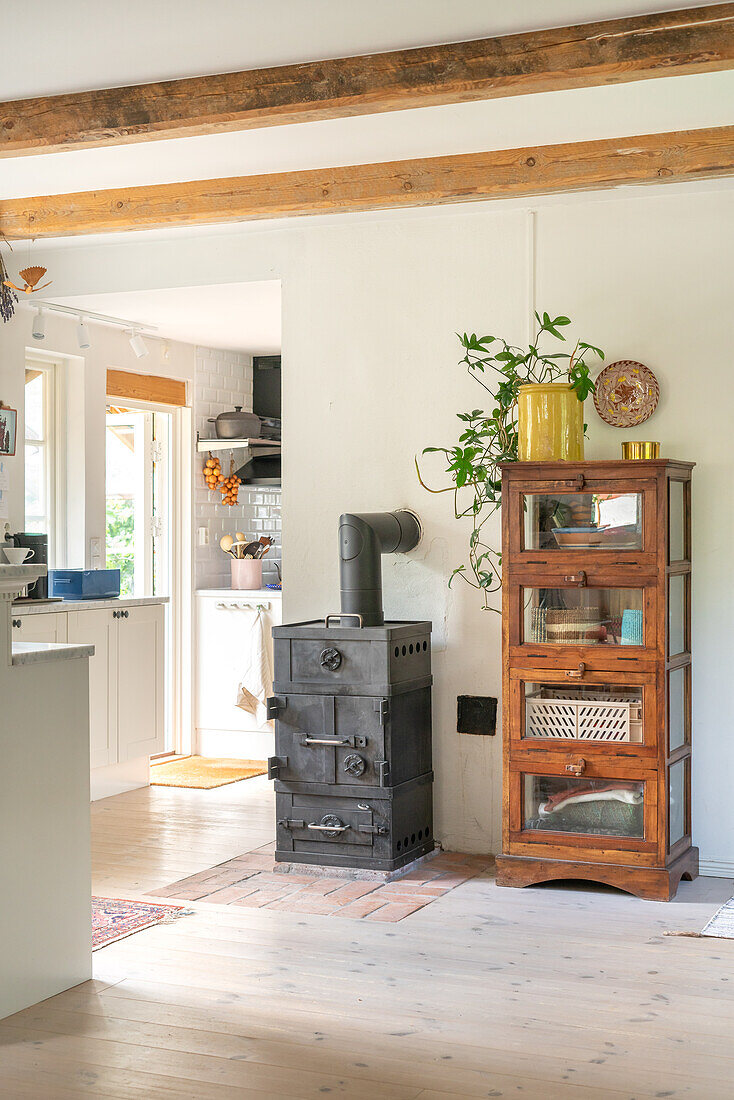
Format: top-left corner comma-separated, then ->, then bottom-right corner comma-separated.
417,311 -> 604,610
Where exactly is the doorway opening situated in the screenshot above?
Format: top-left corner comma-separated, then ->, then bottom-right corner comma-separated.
105,404 -> 172,599
105,400 -> 176,753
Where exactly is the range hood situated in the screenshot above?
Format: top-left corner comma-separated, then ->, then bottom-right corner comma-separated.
236,450 -> 281,486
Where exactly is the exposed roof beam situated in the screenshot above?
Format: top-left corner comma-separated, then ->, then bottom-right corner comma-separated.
1,126 -> 731,239
2,5 -> 733,157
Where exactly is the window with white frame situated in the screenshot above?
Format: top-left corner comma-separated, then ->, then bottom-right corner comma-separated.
24,359 -> 57,555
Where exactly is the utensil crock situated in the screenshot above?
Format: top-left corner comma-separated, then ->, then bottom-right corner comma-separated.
231,558 -> 262,590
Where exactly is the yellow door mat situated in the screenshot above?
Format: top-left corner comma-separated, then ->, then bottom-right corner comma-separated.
150,756 -> 267,789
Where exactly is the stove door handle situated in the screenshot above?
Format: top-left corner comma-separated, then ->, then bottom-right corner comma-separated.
301,737 -> 351,746
306,821 -> 349,832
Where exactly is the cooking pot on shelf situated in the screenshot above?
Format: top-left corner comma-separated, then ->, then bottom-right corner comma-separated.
208,407 -> 262,439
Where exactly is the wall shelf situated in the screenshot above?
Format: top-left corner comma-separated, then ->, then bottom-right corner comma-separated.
196,433 -> 281,454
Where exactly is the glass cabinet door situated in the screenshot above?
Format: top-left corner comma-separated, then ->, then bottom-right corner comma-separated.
523,585 -> 645,647
523,774 -> 645,839
523,489 -> 643,553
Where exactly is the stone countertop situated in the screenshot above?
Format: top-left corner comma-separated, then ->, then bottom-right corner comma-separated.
13,596 -> 170,616
195,588 -> 282,599
0,563 -> 47,595
12,641 -> 96,666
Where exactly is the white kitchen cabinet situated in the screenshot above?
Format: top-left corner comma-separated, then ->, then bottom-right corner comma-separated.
196,592 -> 281,759
20,601 -> 166,785
12,612 -> 68,645
67,608 -> 118,770
117,603 -> 165,762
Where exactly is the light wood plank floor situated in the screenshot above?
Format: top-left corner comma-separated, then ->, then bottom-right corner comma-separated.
1,775 -> 733,1098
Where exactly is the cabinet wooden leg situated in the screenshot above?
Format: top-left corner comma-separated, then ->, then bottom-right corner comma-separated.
495,847 -> 698,902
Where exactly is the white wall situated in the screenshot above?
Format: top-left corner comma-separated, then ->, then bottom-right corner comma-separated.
24,181 -> 734,872
0,310 -> 195,559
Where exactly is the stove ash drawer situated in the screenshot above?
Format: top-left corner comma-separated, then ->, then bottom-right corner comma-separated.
268,688 -> 432,787
275,775 -> 434,871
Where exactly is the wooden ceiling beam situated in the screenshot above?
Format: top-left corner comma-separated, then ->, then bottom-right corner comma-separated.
1,126 -> 732,239
2,5 -> 734,157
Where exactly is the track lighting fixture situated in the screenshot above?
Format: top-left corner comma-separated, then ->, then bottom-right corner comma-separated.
32,307 -> 46,341
129,330 -> 148,359
76,316 -> 90,349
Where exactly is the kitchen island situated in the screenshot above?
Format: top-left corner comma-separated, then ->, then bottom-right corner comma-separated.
1,565 -> 94,1020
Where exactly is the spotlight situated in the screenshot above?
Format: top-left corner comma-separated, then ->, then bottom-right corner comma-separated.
77,316 -> 90,349
32,308 -> 46,341
129,330 -> 148,359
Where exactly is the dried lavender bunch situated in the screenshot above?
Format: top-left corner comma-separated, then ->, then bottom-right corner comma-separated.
0,243 -> 17,323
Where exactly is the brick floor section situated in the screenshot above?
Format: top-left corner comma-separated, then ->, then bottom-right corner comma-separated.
149,848 -> 493,923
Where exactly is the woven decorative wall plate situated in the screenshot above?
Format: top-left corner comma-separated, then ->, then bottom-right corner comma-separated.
593,361 -> 660,427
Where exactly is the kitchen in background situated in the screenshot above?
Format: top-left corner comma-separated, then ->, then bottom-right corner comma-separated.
194,347 -> 281,589
194,345 -> 283,763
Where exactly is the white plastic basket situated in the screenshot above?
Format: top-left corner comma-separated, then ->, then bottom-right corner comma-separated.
525,689 -> 643,743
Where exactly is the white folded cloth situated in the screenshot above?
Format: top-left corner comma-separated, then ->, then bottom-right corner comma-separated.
235,607 -> 274,725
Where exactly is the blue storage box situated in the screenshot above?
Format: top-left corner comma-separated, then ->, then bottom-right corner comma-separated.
49,568 -> 121,600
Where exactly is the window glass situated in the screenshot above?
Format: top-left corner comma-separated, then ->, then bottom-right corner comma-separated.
24,365 -> 54,546
668,575 -> 687,657
669,761 -> 686,846
669,480 -> 686,562
668,666 -> 687,752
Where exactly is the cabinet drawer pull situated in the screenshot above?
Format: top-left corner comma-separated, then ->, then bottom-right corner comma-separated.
564,570 -> 587,587
566,663 -> 586,679
565,757 -> 586,776
560,473 -> 585,490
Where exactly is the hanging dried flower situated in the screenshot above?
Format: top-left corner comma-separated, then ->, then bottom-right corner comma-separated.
0,237 -> 17,323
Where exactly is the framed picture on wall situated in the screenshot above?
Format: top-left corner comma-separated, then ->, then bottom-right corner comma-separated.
0,405 -> 17,456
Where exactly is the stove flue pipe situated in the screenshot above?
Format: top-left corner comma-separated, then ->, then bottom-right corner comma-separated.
338,510 -> 421,627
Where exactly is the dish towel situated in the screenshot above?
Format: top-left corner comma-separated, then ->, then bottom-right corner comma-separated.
235,607 -> 274,725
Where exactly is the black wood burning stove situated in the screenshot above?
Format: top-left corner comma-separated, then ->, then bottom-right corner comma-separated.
268,511 -> 433,872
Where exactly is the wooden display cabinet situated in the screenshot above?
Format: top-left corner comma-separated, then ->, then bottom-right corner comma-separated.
495,460 -> 697,901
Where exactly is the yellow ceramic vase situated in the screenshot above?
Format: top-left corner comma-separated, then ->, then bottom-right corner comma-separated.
517,383 -> 584,462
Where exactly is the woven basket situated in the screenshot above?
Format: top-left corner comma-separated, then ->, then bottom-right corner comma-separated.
526,689 -> 643,742
540,606 -> 602,644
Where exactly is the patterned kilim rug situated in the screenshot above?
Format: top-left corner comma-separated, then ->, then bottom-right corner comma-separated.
150,756 -> 267,789
700,896 -> 734,939
664,895 -> 734,940
92,897 -> 193,950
